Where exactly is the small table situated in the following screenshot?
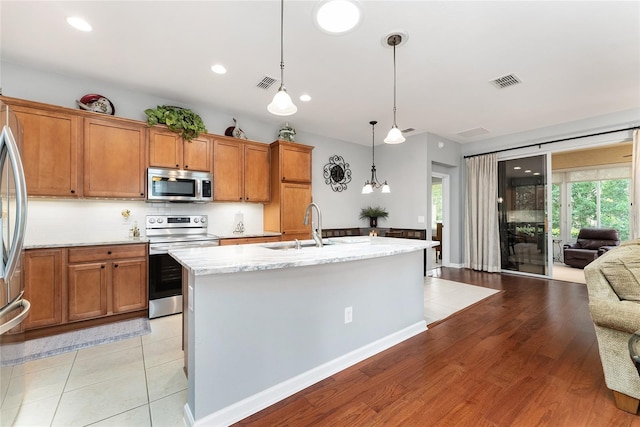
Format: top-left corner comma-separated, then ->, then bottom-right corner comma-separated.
553,239 -> 563,263
629,332 -> 640,376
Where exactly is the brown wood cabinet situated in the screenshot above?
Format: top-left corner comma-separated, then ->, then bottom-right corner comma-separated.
149,127 -> 212,172
66,243 -> 147,322
264,140 -> 313,241
83,117 -> 147,199
6,100 -> 82,197
23,249 -> 63,329
218,236 -> 281,246
213,137 -> 270,202
280,141 -> 312,183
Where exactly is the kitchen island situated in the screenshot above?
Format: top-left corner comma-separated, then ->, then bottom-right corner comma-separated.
169,236 -> 435,426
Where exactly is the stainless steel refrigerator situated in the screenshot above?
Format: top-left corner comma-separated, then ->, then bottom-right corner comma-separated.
0,100 -> 30,422
0,102 -> 29,335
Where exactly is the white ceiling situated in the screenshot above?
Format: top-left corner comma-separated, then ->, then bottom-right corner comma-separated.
2,1 -> 639,146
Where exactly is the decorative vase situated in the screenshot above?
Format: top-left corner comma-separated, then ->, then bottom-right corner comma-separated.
370,217 -> 377,228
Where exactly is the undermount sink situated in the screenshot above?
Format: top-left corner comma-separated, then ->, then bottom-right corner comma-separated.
265,240 -> 335,251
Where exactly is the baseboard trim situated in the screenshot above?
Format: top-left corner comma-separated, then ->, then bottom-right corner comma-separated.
187,320 -> 427,427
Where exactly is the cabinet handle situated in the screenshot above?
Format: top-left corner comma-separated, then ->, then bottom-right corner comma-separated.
107,251 -> 112,255
101,265 -> 105,269
70,189 -> 75,194
114,264 -> 119,268
176,164 -> 179,168
185,165 -> 189,169
140,193 -> 144,196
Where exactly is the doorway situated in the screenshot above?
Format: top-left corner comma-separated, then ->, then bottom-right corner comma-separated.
431,172 -> 450,270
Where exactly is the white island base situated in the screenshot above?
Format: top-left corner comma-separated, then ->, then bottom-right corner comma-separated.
172,238 -> 432,426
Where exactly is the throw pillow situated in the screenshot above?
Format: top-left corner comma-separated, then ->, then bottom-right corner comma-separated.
601,246 -> 640,301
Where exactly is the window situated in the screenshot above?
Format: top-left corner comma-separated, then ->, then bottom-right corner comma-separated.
552,165 -> 630,242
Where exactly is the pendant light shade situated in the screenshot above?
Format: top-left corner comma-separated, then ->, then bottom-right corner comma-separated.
268,0 -> 297,116
362,120 -> 390,194
267,87 -> 297,116
384,33 -> 405,144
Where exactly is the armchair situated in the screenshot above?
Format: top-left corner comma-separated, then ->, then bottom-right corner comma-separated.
563,228 -> 620,268
584,240 -> 640,413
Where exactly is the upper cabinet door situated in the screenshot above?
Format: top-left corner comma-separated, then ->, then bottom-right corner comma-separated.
149,127 -> 212,172
11,105 -> 81,197
280,143 -> 312,183
213,138 -> 243,201
149,128 -> 182,169
83,117 -> 146,199
183,135 -> 212,172
244,143 -> 270,202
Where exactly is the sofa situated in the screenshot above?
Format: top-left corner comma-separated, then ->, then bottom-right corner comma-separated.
563,228 -> 620,268
584,239 -> 640,413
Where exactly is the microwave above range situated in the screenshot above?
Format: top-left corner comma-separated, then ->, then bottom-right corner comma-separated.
147,168 -> 213,203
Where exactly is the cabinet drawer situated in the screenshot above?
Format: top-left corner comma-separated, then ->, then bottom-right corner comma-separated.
219,236 -> 281,246
68,244 -> 147,263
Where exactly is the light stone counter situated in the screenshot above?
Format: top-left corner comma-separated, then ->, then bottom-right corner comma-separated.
169,236 -> 434,276
24,235 -> 148,249
175,236 -> 437,426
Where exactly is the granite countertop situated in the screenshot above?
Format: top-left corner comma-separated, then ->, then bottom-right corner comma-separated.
24,235 -> 148,249
215,232 -> 282,239
169,236 -> 437,276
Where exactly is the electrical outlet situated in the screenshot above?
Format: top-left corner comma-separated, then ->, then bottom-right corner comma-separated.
344,306 -> 353,324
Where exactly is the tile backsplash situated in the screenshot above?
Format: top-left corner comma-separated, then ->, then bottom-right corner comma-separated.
25,199 -> 265,244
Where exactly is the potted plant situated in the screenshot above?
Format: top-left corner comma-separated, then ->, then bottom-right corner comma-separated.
359,206 -> 389,228
144,105 -> 207,140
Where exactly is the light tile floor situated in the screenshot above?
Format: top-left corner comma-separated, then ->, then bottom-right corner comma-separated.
1,277 -> 497,426
1,314 -> 187,427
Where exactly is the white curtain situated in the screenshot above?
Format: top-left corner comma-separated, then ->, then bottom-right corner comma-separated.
464,153 -> 501,272
630,129 -> 640,240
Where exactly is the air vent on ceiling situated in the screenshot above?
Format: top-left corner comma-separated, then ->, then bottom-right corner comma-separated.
401,127 -> 415,133
490,73 -> 522,89
256,75 -> 278,90
457,127 -> 490,138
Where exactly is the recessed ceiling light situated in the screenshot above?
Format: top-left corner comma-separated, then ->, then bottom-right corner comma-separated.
513,166 -> 521,170
314,0 -> 362,34
66,16 -> 92,32
525,170 -> 532,173
533,172 -> 540,176
299,94 -> 311,102
211,64 -> 227,75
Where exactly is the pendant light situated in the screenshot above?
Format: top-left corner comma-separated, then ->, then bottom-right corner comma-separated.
267,0 -> 297,116
362,121 -> 390,194
383,34 -> 405,144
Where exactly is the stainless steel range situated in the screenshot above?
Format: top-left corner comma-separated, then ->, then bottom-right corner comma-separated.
146,214 -> 219,318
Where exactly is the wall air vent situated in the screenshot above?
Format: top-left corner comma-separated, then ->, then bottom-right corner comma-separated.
401,127 -> 415,133
490,73 -> 522,89
457,127 -> 490,138
256,75 -> 278,90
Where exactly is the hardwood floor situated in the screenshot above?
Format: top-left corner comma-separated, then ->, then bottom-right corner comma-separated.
235,268 -> 639,426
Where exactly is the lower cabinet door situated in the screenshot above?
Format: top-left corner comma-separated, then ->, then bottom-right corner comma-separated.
112,259 -> 148,313
67,262 -> 108,321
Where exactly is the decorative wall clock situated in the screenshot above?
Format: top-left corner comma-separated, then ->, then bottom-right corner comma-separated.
323,155 -> 352,192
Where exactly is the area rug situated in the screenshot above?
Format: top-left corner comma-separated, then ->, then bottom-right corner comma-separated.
424,277 -> 501,326
0,317 -> 151,367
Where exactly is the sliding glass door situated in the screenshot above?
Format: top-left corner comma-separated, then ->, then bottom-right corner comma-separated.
498,155 -> 550,276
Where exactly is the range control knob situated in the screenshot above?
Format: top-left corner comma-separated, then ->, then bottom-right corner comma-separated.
148,218 -> 156,224
200,216 -> 207,223
194,218 -> 199,223
157,218 -> 164,224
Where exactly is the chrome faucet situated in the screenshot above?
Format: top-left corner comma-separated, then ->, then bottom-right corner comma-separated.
303,202 -> 323,247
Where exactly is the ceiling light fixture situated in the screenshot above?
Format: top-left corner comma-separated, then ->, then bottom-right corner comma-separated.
211,64 -> 227,74
267,0 -> 297,116
362,121 -> 390,194
384,34 -> 405,144
314,0 -> 362,34
66,16 -> 92,32
299,94 -> 311,102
